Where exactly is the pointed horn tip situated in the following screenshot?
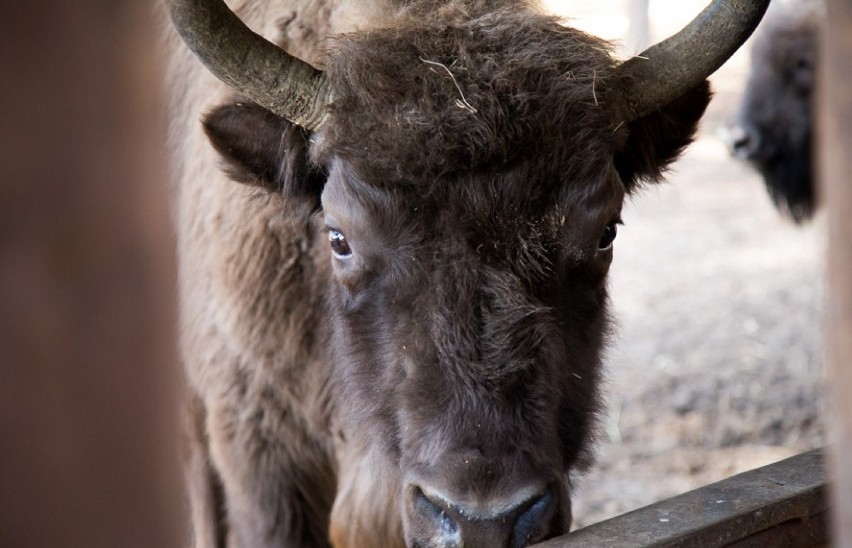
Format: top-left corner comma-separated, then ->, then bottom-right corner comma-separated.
613,0 -> 770,123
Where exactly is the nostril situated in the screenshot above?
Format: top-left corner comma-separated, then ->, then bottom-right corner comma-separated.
413,487 -> 460,540
733,134 -> 751,152
512,491 -> 554,547
409,484 -> 557,547
727,124 -> 760,159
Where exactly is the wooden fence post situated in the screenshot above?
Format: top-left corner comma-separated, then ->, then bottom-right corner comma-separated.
820,0 -> 852,545
0,2 -> 181,547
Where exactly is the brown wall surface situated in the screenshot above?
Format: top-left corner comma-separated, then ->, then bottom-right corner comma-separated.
0,2 -> 182,547
820,0 -> 852,545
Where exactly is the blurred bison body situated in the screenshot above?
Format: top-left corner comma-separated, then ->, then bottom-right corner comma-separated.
164,0 -> 766,546
729,0 -> 823,221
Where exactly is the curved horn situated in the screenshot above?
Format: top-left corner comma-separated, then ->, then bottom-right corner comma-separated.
165,0 -> 331,130
612,0 -> 770,123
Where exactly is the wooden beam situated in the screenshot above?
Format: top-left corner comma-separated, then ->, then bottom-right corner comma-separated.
0,3 -> 181,547
536,449 -> 827,547
820,0 -> 852,545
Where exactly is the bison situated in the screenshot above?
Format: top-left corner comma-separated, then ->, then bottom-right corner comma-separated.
163,0 -> 768,546
728,0 -> 823,221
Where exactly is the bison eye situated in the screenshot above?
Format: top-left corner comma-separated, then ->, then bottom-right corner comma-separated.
598,221 -> 619,250
329,229 -> 352,259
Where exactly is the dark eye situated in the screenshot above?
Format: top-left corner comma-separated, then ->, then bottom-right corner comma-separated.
329,229 -> 352,258
598,221 -> 618,250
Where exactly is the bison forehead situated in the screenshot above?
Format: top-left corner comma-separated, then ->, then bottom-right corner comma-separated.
318,8 -> 618,186
323,153 -> 617,288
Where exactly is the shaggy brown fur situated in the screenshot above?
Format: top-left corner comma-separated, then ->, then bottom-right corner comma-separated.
166,0 -> 710,547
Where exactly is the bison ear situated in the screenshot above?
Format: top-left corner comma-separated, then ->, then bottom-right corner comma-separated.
203,99 -> 325,203
614,80 -> 712,192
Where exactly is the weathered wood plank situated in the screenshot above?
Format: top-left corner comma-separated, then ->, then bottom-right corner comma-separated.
0,3 -> 181,547
726,510 -> 828,547
536,449 -> 826,547
820,0 -> 852,545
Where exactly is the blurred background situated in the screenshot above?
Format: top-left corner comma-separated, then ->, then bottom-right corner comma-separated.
0,3 -> 182,547
0,0 -> 830,545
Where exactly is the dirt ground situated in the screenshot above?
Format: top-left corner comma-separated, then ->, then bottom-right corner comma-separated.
540,0 -> 826,528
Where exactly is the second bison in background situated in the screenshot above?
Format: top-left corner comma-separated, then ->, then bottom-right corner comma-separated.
729,0 -> 823,222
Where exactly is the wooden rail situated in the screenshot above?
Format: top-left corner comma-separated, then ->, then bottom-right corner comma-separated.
821,0 -> 852,543
536,449 -> 827,547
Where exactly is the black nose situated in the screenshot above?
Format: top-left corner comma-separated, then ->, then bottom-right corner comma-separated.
727,123 -> 760,160
410,486 -> 556,548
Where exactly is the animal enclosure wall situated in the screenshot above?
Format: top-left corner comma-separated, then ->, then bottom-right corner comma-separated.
820,0 -> 852,544
0,3 -> 182,547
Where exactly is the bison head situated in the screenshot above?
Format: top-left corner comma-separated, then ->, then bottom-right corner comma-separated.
168,0 -> 768,546
728,0 -> 822,221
